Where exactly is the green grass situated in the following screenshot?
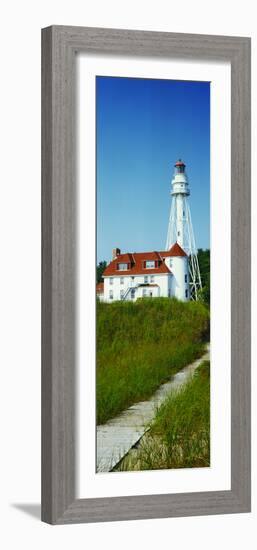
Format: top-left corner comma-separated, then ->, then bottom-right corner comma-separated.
118,360 -> 210,471
97,298 -> 209,424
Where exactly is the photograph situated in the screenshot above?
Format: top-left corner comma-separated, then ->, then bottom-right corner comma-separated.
96,75 -> 210,473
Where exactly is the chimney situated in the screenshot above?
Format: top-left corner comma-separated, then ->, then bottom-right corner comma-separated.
112,247 -> 121,260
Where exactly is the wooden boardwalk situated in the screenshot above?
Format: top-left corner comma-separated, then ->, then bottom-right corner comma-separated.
97,345 -> 210,472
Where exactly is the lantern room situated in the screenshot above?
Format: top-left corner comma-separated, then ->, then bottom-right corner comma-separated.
174,159 -> 186,174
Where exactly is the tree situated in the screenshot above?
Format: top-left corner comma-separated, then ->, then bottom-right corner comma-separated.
197,249 -> 210,305
97,261 -> 107,284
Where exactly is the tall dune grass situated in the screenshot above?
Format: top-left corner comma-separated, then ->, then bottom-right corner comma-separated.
97,298 -> 209,424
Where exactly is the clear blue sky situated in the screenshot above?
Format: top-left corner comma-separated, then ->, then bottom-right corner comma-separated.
96,76 -> 210,263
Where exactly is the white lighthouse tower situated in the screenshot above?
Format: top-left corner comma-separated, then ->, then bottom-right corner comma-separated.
166,159 -> 202,300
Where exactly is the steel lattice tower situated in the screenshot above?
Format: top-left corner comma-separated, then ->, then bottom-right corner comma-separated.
166,159 -> 202,300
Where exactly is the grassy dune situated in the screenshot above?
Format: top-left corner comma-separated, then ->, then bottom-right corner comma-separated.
96,298 -> 209,424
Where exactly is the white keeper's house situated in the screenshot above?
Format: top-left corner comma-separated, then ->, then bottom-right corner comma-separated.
97,242 -> 189,303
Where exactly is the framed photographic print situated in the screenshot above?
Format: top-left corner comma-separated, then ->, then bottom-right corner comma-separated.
42,26 -> 251,524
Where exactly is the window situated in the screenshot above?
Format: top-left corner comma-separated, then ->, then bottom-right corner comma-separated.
145,260 -> 155,269
143,288 -> 147,297
131,276 -> 135,282
109,290 -> 113,300
144,276 -> 148,284
118,263 -> 128,270
185,274 -> 187,283
169,258 -> 173,267
150,275 -> 154,283
185,289 -> 188,298
109,277 -> 113,285
178,231 -> 180,236
120,276 -> 124,285
131,289 -> 135,300
120,289 -> 124,299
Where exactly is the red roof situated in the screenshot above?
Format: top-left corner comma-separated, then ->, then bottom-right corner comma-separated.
103,243 -> 187,277
96,282 -> 104,293
160,242 -> 187,258
112,253 -> 134,263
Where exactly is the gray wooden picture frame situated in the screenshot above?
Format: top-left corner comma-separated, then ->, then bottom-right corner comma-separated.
41,25 -> 251,524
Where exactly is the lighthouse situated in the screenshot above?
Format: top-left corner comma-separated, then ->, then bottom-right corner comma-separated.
166,159 -> 202,300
